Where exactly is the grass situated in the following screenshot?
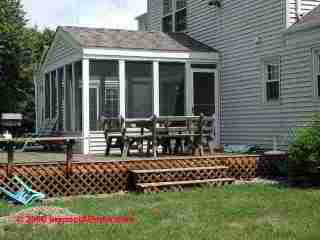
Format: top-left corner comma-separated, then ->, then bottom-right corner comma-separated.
0,184 -> 320,239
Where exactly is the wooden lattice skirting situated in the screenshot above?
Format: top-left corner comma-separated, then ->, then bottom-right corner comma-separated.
0,154 -> 287,198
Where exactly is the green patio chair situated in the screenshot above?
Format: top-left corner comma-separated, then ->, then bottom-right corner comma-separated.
0,176 -> 45,205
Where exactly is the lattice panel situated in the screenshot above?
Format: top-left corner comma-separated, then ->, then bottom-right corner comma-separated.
225,156 -> 258,180
0,154 -> 285,198
132,168 -> 228,185
0,163 -> 128,198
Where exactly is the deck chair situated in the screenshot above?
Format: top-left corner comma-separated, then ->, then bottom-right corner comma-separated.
0,176 -> 45,205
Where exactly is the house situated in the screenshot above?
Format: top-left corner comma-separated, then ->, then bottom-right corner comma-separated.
34,0 -> 320,154
135,13 -> 150,31
142,0 -> 320,148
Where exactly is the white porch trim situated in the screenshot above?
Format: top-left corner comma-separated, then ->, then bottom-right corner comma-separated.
153,61 -> 160,117
119,60 -> 126,117
83,48 -> 219,62
82,59 -> 90,154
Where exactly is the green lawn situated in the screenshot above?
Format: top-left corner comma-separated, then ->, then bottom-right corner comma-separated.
1,184 -> 320,240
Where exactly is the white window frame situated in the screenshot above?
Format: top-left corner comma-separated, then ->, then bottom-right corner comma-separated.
162,0 -> 187,33
261,56 -> 281,104
312,48 -> 320,99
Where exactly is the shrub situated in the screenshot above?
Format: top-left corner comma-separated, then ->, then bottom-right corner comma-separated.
288,113 -> 320,182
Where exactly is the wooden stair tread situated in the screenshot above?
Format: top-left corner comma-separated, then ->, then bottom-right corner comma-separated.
131,166 -> 228,174
137,178 -> 235,188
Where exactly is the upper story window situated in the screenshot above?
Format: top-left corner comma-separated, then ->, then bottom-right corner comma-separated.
163,0 -> 173,15
317,55 -> 320,97
262,57 -> 281,103
314,50 -> 320,98
162,0 -> 187,33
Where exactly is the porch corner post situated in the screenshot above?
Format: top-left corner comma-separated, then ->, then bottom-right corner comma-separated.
153,61 -> 160,117
185,62 -> 192,115
216,67 -> 221,147
82,58 -> 90,154
119,60 -> 126,118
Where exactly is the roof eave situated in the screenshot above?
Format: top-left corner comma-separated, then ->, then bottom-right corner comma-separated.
284,21 -> 320,35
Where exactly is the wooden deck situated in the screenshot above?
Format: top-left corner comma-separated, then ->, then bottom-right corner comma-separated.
0,151 -> 243,164
0,152 -> 287,198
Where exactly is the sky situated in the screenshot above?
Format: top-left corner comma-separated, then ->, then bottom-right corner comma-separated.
21,0 -> 147,30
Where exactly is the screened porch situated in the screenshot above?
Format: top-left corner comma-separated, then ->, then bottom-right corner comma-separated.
35,26 -> 220,154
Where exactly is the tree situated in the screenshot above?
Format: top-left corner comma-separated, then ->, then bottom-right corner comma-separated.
0,0 -> 28,113
22,26 -> 54,120
0,0 -> 54,122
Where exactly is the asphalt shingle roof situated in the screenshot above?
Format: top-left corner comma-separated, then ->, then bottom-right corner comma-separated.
61,26 -> 216,52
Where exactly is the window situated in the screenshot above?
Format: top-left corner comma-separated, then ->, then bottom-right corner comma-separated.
163,0 -> 173,15
162,0 -> 187,32
45,73 -> 50,119
51,71 -> 57,118
263,58 -> 280,102
175,8 -> 187,32
57,68 -> 64,130
162,15 -> 173,33
318,55 -> 320,97
65,64 -> 73,131
314,50 -> 320,98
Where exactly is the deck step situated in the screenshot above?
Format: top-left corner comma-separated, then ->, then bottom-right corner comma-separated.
137,178 -> 235,192
130,166 -> 230,185
131,166 -> 228,174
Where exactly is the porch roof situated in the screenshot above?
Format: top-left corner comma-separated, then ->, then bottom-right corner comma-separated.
60,26 -> 217,53
286,5 -> 320,34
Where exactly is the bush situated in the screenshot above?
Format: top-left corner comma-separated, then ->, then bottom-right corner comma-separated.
273,159 -> 288,177
288,113 -> 320,182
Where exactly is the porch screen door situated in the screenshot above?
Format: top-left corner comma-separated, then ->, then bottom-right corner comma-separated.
89,87 -> 99,130
192,72 -> 215,116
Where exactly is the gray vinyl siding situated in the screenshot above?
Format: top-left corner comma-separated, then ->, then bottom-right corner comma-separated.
189,0 -> 288,148
147,0 -> 320,149
148,0 -> 162,31
43,34 -> 80,70
282,29 -> 320,126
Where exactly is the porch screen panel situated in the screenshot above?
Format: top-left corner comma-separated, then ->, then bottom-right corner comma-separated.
51,71 -> 57,119
159,62 -> 185,116
90,60 -> 119,128
126,62 -> 153,118
57,68 -> 64,130
65,65 -> 72,131
45,73 -> 50,119
74,61 -> 82,131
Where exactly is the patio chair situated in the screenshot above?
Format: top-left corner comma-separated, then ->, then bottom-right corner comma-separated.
103,116 -> 125,156
121,118 -> 153,158
0,176 -> 45,205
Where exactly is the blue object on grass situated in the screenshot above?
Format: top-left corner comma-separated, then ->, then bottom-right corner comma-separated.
0,176 -> 45,205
